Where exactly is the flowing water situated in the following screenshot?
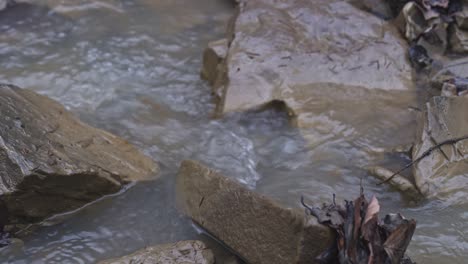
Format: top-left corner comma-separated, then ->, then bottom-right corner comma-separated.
0,1 -> 466,263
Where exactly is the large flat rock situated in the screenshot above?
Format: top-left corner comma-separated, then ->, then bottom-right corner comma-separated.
0,84 -> 158,225
206,0 -> 416,147
176,160 -> 332,264
98,240 -> 215,264
412,96 -> 468,203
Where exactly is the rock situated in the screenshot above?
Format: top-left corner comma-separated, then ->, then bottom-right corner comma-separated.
0,84 -> 158,226
449,24 -> 468,53
386,0 -> 411,17
208,0 -> 415,147
98,240 -> 215,264
412,96 -> 468,202
176,160 -> 333,264
436,57 -> 468,78
400,1 -> 429,42
347,0 -> 393,19
455,2 -> 468,30
201,38 -> 228,86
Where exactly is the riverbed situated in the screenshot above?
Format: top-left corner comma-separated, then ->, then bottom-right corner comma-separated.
0,0 -> 467,263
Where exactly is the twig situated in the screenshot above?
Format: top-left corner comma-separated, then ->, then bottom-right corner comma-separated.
446,60 -> 468,69
378,135 -> 468,185
301,196 -> 314,214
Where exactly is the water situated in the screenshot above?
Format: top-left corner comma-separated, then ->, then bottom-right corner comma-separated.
0,1 -> 466,263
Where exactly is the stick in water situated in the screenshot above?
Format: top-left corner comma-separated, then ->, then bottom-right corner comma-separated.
378,135 -> 468,185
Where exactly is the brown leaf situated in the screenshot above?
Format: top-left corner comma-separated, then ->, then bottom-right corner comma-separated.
364,196 -> 380,225
383,220 -> 417,264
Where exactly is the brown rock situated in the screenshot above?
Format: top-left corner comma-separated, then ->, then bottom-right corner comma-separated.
201,38 -> 228,86
208,0 -> 415,147
98,240 -> 214,264
412,96 -> 468,202
176,160 -> 333,264
0,84 -> 158,226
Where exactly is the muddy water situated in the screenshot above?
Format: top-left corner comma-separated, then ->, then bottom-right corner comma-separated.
0,1 -> 466,263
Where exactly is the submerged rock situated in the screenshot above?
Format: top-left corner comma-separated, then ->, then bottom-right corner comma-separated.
176,160 -> 333,264
98,240 -> 215,264
206,0 -> 415,147
412,96 -> 468,202
0,84 -> 158,226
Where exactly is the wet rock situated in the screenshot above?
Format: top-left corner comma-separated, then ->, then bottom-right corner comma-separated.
98,240 -> 214,264
412,96 -> 468,202
208,0 -> 415,147
176,160 -> 333,264
396,0 -> 468,54
201,38 -> 228,86
436,57 -> 468,77
0,84 -> 158,226
348,0 -> 394,19
455,2 -> 468,29
400,1 -> 430,42
449,23 -> 468,52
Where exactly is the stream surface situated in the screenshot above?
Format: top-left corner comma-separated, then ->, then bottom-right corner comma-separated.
0,1 -> 466,263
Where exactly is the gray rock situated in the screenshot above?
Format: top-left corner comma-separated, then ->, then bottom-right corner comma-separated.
0,84 -> 158,226
176,160 -> 333,264
98,240 -> 215,264
412,96 -> 468,202
207,0 -> 415,146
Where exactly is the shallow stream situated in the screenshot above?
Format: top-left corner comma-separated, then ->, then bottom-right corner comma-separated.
0,1 -> 466,263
